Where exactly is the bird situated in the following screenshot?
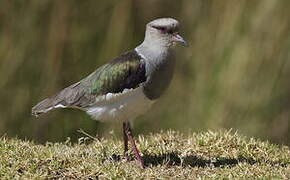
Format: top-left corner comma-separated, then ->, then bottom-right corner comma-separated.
32,17 -> 187,168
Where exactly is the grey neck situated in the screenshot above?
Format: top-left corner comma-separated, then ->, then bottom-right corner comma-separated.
135,41 -> 176,100
135,41 -> 170,63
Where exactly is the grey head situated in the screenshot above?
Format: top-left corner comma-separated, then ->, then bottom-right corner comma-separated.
136,18 -> 187,100
141,18 -> 187,49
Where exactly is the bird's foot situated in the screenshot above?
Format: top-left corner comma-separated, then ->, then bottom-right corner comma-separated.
123,152 -> 144,168
138,156 -> 145,168
123,152 -> 131,161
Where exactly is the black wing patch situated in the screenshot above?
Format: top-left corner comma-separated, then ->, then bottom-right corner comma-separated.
85,50 -> 147,96
32,50 -> 147,115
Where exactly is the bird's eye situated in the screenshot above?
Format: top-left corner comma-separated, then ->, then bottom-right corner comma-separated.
152,26 -> 167,33
159,27 -> 166,33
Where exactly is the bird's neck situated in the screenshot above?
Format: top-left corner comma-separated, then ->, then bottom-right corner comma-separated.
135,41 -> 171,64
135,41 -> 176,100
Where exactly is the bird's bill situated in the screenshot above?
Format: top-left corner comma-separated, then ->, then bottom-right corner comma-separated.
172,33 -> 188,46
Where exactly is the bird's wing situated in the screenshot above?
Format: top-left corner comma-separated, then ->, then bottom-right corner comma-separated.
32,50 -> 146,116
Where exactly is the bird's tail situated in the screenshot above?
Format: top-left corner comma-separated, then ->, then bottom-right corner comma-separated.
31,95 -> 64,117
31,82 -> 85,117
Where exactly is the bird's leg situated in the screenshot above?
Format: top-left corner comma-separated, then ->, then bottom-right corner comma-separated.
122,122 -> 129,160
124,121 -> 145,168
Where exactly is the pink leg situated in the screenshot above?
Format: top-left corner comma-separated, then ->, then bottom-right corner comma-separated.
123,122 -> 129,160
124,121 -> 145,168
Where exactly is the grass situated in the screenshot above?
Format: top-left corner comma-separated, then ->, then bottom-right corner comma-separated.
0,130 -> 289,179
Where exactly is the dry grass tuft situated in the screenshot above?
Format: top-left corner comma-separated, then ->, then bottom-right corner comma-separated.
0,130 -> 289,179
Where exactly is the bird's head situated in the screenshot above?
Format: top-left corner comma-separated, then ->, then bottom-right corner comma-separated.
145,18 -> 187,48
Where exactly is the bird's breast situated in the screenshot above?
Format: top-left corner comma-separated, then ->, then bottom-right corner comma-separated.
143,52 -> 176,100
85,87 -> 155,122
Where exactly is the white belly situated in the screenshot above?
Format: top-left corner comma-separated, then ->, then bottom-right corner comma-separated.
85,87 -> 155,122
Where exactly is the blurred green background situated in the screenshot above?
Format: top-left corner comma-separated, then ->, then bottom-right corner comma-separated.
1,0 -> 289,145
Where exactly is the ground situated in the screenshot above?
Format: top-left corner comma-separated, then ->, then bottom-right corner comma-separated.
0,130 -> 289,179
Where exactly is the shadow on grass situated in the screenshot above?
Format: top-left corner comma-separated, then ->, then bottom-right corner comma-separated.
142,152 -> 257,168
110,152 -> 288,168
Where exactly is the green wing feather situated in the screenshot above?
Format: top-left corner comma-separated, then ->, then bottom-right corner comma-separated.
32,50 -> 146,115
82,50 -> 146,96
